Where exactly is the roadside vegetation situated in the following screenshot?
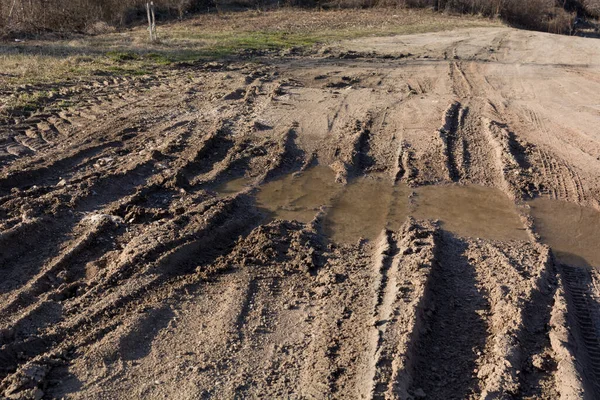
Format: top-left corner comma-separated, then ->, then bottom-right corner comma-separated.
0,8 -> 495,88
0,0 -> 597,97
1,0 -> 598,36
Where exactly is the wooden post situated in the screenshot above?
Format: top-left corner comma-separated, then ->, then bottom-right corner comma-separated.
151,2 -> 157,40
146,2 -> 153,41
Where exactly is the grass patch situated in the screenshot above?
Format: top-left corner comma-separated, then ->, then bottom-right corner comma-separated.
107,51 -> 142,61
105,65 -> 150,75
5,91 -> 53,112
0,8 -> 500,87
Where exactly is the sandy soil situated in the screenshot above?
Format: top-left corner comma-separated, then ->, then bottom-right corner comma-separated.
1,26 -> 600,399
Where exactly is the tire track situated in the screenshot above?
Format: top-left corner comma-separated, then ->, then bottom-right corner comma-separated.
560,265 -> 600,397
437,101 -> 463,181
0,214 -> 123,319
449,61 -> 472,98
0,193 -> 264,385
482,118 -> 525,199
0,42 -> 598,398
409,232 -> 488,399
0,141 -> 123,195
363,230 -> 399,399
364,222 -> 437,399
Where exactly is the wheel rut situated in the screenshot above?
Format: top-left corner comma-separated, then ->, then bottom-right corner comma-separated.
561,265 -> 600,397
438,101 -> 465,182
409,232 -> 488,399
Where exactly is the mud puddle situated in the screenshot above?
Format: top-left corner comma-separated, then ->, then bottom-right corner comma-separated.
323,180 -> 528,243
323,176 -> 408,243
216,167 -> 531,244
412,185 -> 530,242
529,198 -> 600,267
213,176 -> 253,196
255,165 -> 340,223
214,172 -> 598,269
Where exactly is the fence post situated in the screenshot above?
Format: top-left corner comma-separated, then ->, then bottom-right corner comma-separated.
151,1 -> 157,40
146,2 -> 153,41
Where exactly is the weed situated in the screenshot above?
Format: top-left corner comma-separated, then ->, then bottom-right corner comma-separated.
5,91 -> 51,113
107,51 -> 142,62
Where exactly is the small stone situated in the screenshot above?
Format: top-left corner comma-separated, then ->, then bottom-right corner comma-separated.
253,121 -> 272,131
414,388 -> 426,398
223,88 -> 245,100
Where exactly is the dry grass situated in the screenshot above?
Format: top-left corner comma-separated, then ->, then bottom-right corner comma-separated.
0,8 -> 498,87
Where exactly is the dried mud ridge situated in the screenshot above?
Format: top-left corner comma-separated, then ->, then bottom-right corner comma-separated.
1,27 -> 600,399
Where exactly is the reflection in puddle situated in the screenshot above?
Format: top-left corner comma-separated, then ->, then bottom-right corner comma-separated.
412,185 -> 530,242
256,166 -> 340,223
529,198 -> 600,267
323,177 -> 407,243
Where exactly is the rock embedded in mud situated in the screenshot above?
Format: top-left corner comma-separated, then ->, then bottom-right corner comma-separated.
223,88 -> 246,100
253,121 -> 272,131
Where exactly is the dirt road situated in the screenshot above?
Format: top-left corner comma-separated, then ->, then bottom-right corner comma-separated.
1,26 -> 600,399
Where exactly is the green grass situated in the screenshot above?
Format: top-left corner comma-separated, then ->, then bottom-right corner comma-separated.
5,91 -> 53,112
106,51 -> 142,61
0,8 -> 500,88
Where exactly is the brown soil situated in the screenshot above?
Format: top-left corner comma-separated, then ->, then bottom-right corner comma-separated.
1,26 -> 600,399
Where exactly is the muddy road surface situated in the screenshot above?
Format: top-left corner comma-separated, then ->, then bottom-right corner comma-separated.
1,27 -> 600,399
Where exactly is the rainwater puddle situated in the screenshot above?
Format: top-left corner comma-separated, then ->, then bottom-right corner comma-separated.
323,176 -> 407,243
213,176 -> 253,196
323,181 -> 528,243
412,185 -> 530,242
215,167 -> 530,244
255,166 -> 340,223
215,169 -> 600,267
529,198 -> 600,267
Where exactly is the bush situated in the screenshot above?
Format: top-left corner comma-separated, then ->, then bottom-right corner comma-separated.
583,0 -> 600,17
0,0 -> 587,36
392,0 -> 576,34
0,0 -> 213,35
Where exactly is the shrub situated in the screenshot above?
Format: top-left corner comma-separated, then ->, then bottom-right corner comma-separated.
583,0 -> 600,17
0,0 -> 588,36
0,0 -> 213,35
